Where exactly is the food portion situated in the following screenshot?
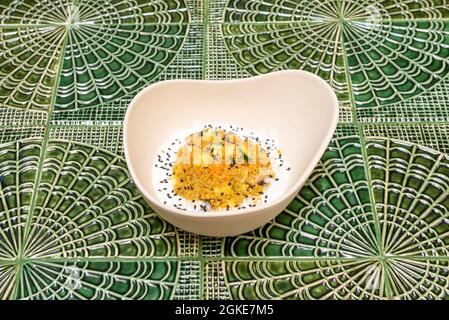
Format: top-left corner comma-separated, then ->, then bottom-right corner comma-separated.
172,128 -> 276,210
153,124 -> 290,213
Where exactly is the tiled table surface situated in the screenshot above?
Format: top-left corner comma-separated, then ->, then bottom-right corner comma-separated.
1,0 -> 449,300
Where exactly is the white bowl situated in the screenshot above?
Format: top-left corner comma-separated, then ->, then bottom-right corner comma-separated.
124,70 -> 338,237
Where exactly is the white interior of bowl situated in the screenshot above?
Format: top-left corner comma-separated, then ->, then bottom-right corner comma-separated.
124,70 -> 339,217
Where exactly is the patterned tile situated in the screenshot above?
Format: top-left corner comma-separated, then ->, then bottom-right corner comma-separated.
1,0 -> 449,301
210,0 -> 449,23
23,140 -> 177,259
0,0 -> 202,24
172,260 -> 201,299
385,259 -> 449,299
16,260 -> 178,300
344,20 -> 449,109
366,138 -> 449,257
207,23 -> 353,122
0,139 -> 43,261
0,0 -> 75,25
224,258 -> 449,300
358,76 -> 449,123
364,123 -> 449,154
0,27 -> 65,111
55,23 -> 189,111
49,125 -> 124,156
0,264 -> 17,300
0,126 -> 46,144
0,107 -> 47,127
225,259 -> 388,300
203,260 -> 230,300
52,23 -> 203,123
225,133 -> 380,258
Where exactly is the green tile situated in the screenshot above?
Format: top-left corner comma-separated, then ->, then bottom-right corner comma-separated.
385,258 -> 449,299
52,23 -> 203,122
357,76 -> 449,122
55,23 -> 189,111
75,0 -> 190,24
0,107 -> 47,128
203,260 -> 230,300
0,139 -> 43,261
0,0 -> 76,25
222,0 -> 341,23
1,0 -> 449,301
341,0 -> 449,20
172,260 -> 201,299
211,0 -> 449,23
0,27 -> 65,111
0,126 -> 45,145
224,258 -> 449,300
16,260 -> 178,300
366,138 -> 449,257
0,263 -> 17,300
0,0 -> 192,25
23,140 -> 177,259
364,123 -> 449,154
225,259 -> 387,299
215,22 -> 353,122
344,20 -> 449,109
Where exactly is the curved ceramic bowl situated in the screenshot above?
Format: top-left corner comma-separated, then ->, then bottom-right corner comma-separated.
124,70 -> 339,237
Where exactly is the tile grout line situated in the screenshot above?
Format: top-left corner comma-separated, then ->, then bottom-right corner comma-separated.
340,8 -> 385,251
339,12 -> 394,298
198,0 -> 210,300
10,26 -> 70,300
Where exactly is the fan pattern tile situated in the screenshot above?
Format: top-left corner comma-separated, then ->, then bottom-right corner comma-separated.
1,0 -> 449,300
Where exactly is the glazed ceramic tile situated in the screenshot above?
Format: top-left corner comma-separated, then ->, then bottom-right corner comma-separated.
51,23 -> 204,123
0,27 -> 65,111
224,258 -> 449,300
0,0 -> 202,24
206,23 -> 353,122
209,0 -> 449,23
0,107 -> 48,127
172,260 -> 201,299
25,140 -> 177,258
0,0 -> 75,25
203,260 -> 230,300
344,20 -> 449,109
0,126 -> 46,145
0,264 -> 17,300
358,76 -> 449,122
364,124 -> 449,154
48,126 -> 124,155
367,138 -> 449,257
55,23 -> 189,111
224,259 -> 388,299
0,139 -> 43,261
16,260 -> 178,300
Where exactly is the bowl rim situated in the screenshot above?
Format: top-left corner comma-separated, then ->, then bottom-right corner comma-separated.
123,70 -> 339,218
